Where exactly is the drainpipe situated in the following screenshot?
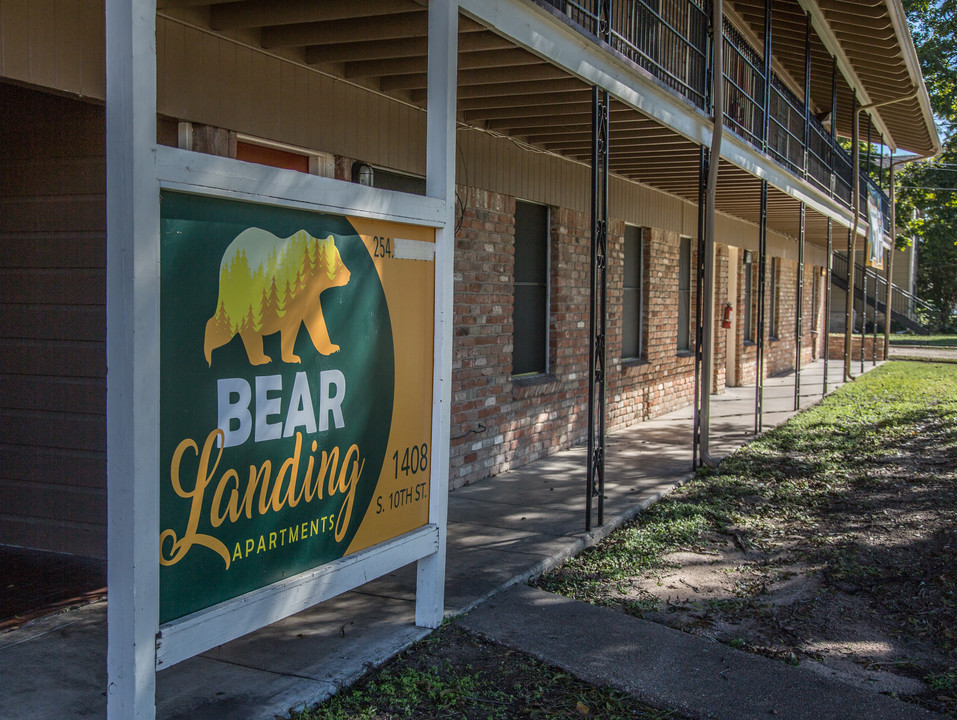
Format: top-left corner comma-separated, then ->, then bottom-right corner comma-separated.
698,0 -> 723,467
844,92 -> 918,380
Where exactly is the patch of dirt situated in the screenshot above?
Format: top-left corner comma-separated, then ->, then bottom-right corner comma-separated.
538,367 -> 957,718
287,624 -> 685,719
888,345 -> 957,362
603,438 -> 957,717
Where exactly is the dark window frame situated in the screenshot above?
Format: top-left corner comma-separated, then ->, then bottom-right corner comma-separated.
621,226 -> 646,360
512,200 -> 551,377
677,235 -> 692,353
769,256 -> 779,340
743,255 -> 754,343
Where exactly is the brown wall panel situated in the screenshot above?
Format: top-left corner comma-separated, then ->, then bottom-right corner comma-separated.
0,516 -> 105,558
1,447 -> 105,489
0,481 -> 106,524
0,376 -> 105,414
0,82 -> 106,556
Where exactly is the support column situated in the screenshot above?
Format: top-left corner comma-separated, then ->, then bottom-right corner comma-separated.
755,180 -> 768,434
794,203 -> 805,410
106,0 -> 161,717
823,219 -> 832,394
755,0 -> 771,434
586,82 -> 609,531
844,95 -> 859,381
693,147 -> 707,469
860,262 -> 867,373
416,0 -> 459,629
885,151 -> 897,358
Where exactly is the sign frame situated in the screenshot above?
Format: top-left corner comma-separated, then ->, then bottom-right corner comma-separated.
105,1 -> 458,717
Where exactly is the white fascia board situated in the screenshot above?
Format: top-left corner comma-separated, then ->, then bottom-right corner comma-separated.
458,0 -> 713,147
155,145 -> 446,227
721,131 -> 855,231
460,0 -> 854,231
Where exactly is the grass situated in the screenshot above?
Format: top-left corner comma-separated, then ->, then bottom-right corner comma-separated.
286,362 -> 956,720
286,624 -> 684,720
537,360 -> 957,643
889,334 -> 957,346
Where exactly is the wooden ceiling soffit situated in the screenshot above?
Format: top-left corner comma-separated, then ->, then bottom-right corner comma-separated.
417,77 -> 588,103
458,64 -> 568,87
457,89 -> 593,111
545,138 -> 691,153
502,116 -> 661,136
209,0 -> 422,30
260,9 -> 480,50
357,48 -> 546,82
305,30 -> 511,65
380,63 -> 563,92
522,128 -> 676,143
464,102 -> 595,122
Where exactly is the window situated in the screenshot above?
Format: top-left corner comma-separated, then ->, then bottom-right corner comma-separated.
371,167 -> 427,196
622,227 -> 645,360
769,257 -> 779,339
743,255 -> 754,342
677,236 -> 692,352
513,201 -> 549,376
236,141 -> 310,173
811,268 -> 820,333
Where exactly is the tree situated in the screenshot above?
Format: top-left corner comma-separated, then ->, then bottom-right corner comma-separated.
896,0 -> 957,330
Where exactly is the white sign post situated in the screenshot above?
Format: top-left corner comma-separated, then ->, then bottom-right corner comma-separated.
105,1 -> 458,716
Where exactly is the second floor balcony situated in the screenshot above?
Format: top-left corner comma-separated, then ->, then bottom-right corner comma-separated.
535,0 -> 935,236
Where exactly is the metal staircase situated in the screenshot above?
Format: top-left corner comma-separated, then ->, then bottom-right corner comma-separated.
831,252 -> 932,335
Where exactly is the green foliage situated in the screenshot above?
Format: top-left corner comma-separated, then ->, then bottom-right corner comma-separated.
288,626 -> 681,720
902,0 -> 957,131
895,0 -> 957,330
539,361 -> 957,613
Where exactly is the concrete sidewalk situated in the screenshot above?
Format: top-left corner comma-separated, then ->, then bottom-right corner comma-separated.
461,583 -> 944,720
0,359 -> 877,720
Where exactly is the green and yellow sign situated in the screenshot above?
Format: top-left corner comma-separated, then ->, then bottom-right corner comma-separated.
159,192 -> 434,623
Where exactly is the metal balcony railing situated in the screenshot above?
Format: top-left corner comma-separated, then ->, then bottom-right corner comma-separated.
533,0 -> 893,228
832,251 -> 932,333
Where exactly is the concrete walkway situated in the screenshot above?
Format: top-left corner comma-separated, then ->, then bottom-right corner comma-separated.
462,584 -> 943,720
0,359 -> 897,720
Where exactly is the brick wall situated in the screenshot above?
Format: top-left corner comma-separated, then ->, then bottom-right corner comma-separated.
449,188 -> 729,488
448,187 -> 836,488
827,333 -> 886,361
733,255 -> 824,385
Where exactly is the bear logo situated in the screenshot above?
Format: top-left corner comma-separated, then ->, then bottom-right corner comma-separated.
203,228 -> 351,366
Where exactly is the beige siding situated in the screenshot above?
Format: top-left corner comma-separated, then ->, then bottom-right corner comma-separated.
0,83 -> 106,557
0,0 -> 105,100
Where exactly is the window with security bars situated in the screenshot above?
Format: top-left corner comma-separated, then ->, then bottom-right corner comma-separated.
512,201 -> 549,376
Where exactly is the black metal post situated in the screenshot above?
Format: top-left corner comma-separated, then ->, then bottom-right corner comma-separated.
823,219 -> 832,394
829,58 -> 838,198
755,0 -> 771,434
860,262 -> 866,374
803,13 -> 811,180
586,83 -> 609,532
872,262 -> 878,366
693,147 -> 708,469
756,180 -> 768,434
795,203 -> 805,410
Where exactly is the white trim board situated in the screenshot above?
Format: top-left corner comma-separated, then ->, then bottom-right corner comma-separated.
156,525 -> 440,669
155,146 -> 447,227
